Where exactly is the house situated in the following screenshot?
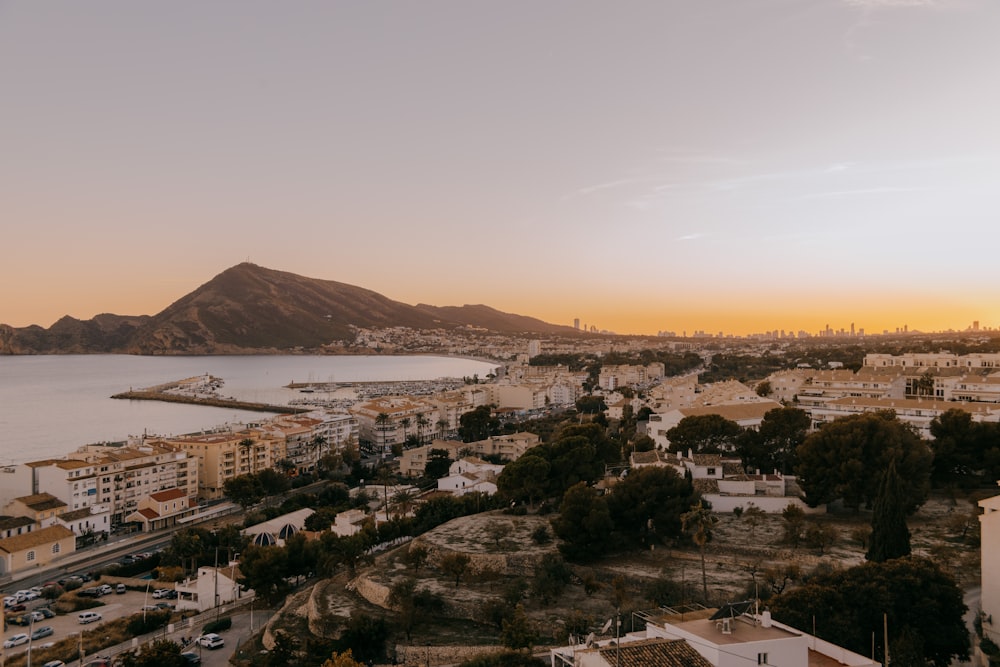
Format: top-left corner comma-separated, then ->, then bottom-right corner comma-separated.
55,504 -> 112,543
331,509 -> 370,537
125,488 -> 195,532
398,441 -> 465,478
174,561 -> 250,613
551,606 -> 879,667
980,486 -> 1000,649
0,525 -> 76,576
3,493 -> 68,527
648,401 -> 782,451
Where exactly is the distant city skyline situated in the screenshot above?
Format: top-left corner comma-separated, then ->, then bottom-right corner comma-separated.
2,1 -> 999,337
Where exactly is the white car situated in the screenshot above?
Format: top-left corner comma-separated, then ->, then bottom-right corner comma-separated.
197,633 -> 225,649
152,588 -> 171,599
3,633 -> 30,648
3,596 -> 17,608
77,611 -> 102,624
15,589 -> 39,602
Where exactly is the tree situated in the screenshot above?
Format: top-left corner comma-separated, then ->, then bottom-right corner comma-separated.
389,577 -> 444,641
929,408 -> 987,488
531,553 -> 572,604
402,543 -> 429,574
739,407 -> 810,474
781,504 -> 806,548
424,448 -> 454,480
741,503 -> 765,540
374,412 -> 391,455
755,380 -> 773,397
804,522 -> 838,555
238,544 -> 291,604
769,557 -> 969,667
322,650 -> 365,667
115,639 -> 187,667
459,405 -> 500,442
334,613 -> 388,664
238,437 -> 256,475
439,552 -> 472,586
224,474 -> 262,508
681,501 -> 718,603
551,483 -> 614,562
795,411 -> 932,513
866,458 -> 911,562
416,412 -> 430,444
497,455 -> 550,509
606,466 -> 699,545
501,604 -> 537,650
666,414 -> 742,454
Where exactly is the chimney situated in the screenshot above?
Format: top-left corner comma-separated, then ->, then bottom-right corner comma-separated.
761,611 -> 772,628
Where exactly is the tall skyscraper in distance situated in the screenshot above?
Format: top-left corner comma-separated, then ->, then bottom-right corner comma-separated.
574,318 -> 580,330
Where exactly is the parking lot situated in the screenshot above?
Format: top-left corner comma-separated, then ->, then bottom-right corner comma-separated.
3,588 -> 176,660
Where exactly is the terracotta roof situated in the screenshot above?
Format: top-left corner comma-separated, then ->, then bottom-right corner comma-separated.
150,488 -> 187,502
59,506 -> 99,522
14,493 -> 67,512
0,525 -> 74,554
136,508 -> 159,520
692,479 -> 720,494
0,516 -> 34,531
590,638 -> 713,667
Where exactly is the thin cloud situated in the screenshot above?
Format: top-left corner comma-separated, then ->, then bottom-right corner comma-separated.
677,233 -> 706,241
794,186 -> 921,200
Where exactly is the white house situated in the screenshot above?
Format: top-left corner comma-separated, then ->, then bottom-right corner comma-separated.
980,485 -> 1000,649
174,562 -> 250,613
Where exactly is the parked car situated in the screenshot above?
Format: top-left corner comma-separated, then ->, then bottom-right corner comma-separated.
116,584 -> 127,594
36,607 -> 56,618
197,633 -> 225,649
84,657 -> 112,667
97,584 -> 113,596
77,587 -> 101,598
3,595 -> 17,608
3,633 -> 29,648
77,611 -> 102,624
29,610 -> 46,623
6,603 -> 26,613
152,588 -> 171,599
31,626 -> 54,640
42,661 -> 66,667
180,651 -> 201,664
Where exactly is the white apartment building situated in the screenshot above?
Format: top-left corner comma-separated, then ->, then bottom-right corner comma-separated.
865,351 -> 1000,370
807,396 -> 1000,438
648,400 -> 782,451
67,443 -> 197,527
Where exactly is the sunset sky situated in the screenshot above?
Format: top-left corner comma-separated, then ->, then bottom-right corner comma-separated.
2,1 -> 998,337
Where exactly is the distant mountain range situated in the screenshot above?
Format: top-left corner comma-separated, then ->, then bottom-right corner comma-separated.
0,263 -> 577,354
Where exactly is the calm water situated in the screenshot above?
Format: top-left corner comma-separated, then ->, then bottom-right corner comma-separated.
0,355 -> 497,465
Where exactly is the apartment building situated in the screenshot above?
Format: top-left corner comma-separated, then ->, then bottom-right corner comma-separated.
808,396 -> 1000,438
398,440 -> 466,478
648,400 -> 782,451
67,442 -> 197,527
467,432 -> 539,461
21,459 -> 99,512
793,368 -> 908,408
865,351 -> 1000,369
152,429 -> 271,500
351,395 -> 440,453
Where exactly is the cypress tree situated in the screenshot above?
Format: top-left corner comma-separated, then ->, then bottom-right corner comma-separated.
866,457 -> 911,562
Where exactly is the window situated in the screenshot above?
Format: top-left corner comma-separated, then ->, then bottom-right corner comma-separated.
757,653 -> 769,665
707,467 -> 716,476
52,543 -> 61,554
26,550 -> 35,562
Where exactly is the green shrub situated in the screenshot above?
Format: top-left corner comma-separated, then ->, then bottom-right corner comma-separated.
203,616 -> 232,633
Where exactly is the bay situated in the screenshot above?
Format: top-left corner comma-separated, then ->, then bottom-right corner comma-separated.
0,355 -> 497,465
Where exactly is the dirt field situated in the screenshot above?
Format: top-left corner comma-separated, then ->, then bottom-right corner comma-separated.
286,491 -> 984,651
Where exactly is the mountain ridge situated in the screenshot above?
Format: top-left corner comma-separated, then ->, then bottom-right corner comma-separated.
0,263 -> 576,354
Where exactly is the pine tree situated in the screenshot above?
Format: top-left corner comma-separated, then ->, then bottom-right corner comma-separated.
866,457 -> 911,562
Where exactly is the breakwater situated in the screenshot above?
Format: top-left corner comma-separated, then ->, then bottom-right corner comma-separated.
110,390 -> 307,414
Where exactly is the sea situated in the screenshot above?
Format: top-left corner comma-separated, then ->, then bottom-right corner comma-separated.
0,355 -> 498,466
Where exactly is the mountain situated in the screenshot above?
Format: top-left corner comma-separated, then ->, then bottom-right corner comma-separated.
0,263 -> 576,354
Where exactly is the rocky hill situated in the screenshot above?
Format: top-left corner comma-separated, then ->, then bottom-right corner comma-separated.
0,263 -> 575,354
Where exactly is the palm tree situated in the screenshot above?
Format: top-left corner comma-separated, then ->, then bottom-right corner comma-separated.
416,413 -> 429,444
374,413 -> 391,456
310,434 -> 328,473
238,438 -> 255,475
681,501 -> 718,603
436,418 -> 450,440
400,417 -> 412,444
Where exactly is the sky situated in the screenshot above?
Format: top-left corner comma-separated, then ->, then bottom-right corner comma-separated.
2,0 -> 999,338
